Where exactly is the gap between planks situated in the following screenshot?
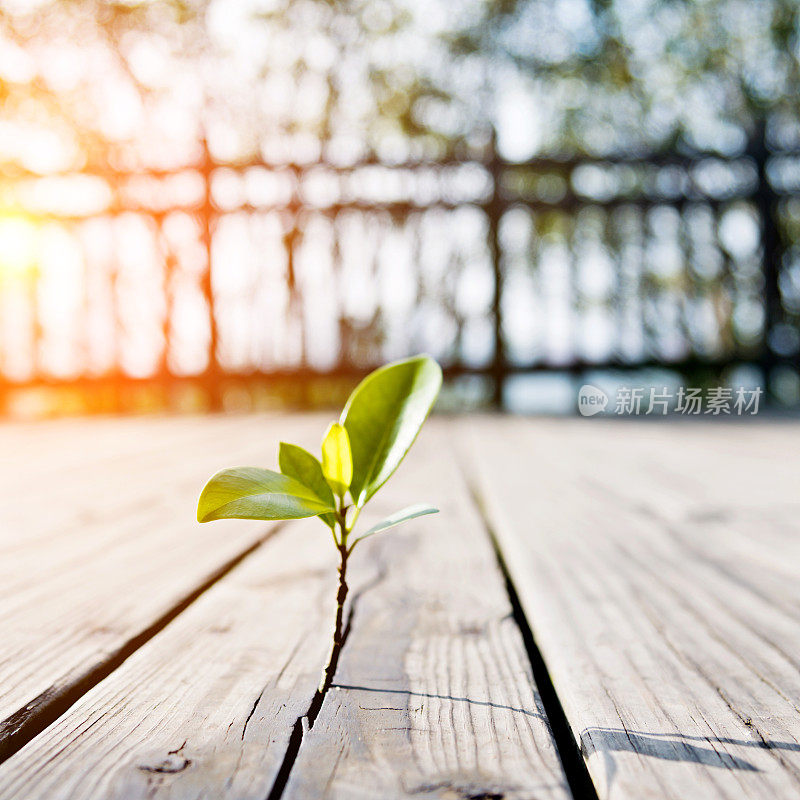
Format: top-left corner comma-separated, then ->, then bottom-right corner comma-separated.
0,519 -> 339,800
465,475 -> 601,800
460,416 -> 800,800
0,414 -> 326,764
0,522 -> 282,765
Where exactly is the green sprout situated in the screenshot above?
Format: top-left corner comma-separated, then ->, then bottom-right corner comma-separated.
197,355 -> 442,692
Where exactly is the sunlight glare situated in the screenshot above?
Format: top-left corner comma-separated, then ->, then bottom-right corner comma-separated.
0,215 -> 37,278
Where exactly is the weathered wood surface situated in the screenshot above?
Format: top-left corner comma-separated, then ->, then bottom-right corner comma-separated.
3,412 -> 799,800
0,519 -> 337,799
0,416 -> 568,800
0,414 -> 318,756
464,417 -> 800,800
284,427 -> 570,800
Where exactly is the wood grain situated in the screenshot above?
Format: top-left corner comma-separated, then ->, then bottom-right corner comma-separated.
463,416 -> 800,800
0,519 -> 338,799
283,423 -> 570,800
0,414 -> 324,753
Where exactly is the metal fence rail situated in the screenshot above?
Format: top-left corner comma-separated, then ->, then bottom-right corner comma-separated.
0,129 -> 797,413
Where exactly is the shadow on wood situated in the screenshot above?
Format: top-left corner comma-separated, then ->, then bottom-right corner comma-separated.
331,682 -> 549,722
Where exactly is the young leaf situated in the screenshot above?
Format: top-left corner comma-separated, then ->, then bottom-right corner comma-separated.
321,422 -> 352,498
353,503 -> 438,544
342,355 -> 442,507
278,442 -> 336,530
197,467 -> 335,523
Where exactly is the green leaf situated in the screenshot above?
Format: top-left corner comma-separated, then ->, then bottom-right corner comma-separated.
197,467 -> 335,523
354,503 -> 439,544
278,442 -> 336,530
321,422 -> 352,498
342,355 -> 442,507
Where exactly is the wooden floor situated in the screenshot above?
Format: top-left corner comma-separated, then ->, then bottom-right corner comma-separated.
0,413 -> 797,800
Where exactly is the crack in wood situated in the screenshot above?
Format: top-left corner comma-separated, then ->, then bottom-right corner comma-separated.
264,564 -> 387,800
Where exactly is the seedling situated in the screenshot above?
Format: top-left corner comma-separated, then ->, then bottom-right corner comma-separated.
197,355 -> 442,693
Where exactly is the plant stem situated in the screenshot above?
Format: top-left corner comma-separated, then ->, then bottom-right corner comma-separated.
319,517 -> 349,694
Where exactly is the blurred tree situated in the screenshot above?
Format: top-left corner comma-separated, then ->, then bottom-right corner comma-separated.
6,0 -> 799,164
0,0 -> 211,171
202,0 -> 479,163
445,0 -> 800,157
0,0 -> 482,168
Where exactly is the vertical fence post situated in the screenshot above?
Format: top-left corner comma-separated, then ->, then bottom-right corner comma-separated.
286,164 -> 304,369
752,119 -> 781,400
200,135 -> 222,410
487,130 -> 506,408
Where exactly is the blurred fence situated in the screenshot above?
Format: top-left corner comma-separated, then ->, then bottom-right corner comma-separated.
0,127 -> 798,414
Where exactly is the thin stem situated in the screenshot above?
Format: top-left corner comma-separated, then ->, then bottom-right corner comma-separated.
319,516 -> 349,694
329,524 -> 340,547
345,528 -> 373,554
347,504 -> 361,535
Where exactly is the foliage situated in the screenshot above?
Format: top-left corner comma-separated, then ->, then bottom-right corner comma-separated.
6,0 -> 800,168
0,0 -> 207,169
197,354 -> 442,553
448,0 -> 800,155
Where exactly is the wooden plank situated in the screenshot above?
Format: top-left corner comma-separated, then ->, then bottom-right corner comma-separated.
0,519 -> 337,799
283,422 -> 571,800
0,413 -> 324,757
463,416 -> 800,800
